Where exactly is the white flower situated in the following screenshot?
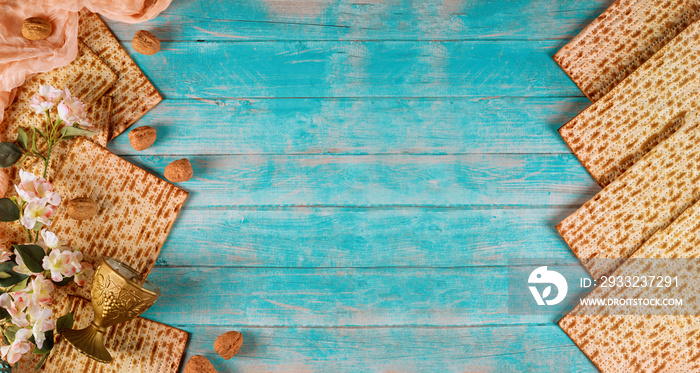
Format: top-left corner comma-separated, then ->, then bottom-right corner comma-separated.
23,274 -> 53,306
27,305 -> 53,349
42,248 -> 74,282
38,229 -> 62,251
20,198 -> 56,230
28,85 -> 64,114
0,250 -> 11,263
74,261 -> 93,287
0,328 -> 32,364
14,170 -> 60,206
57,88 -> 91,128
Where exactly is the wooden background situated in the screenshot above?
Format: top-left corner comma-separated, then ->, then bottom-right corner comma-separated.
102,0 -> 610,371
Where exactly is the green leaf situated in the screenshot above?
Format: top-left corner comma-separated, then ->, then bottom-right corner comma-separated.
0,307 -> 8,321
55,312 -> 74,334
4,325 -> 18,343
0,262 -> 28,288
5,276 -> 28,293
53,276 -> 73,287
31,330 -> 53,355
16,128 -> 28,150
61,126 -> 97,138
0,272 -> 10,280
34,354 -> 48,370
12,244 -> 45,273
0,142 -> 22,168
0,198 -> 19,222
0,359 -> 11,373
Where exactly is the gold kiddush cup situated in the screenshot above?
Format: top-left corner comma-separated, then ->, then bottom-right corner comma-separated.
62,257 -> 161,363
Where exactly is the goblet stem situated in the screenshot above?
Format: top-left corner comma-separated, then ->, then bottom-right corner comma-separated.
62,323 -> 113,363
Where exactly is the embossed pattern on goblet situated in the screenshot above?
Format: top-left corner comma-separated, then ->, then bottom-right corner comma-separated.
62,257 -> 160,363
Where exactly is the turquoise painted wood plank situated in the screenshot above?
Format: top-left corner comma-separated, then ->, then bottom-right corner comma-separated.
108,97 -> 589,155
144,267 -> 562,326
157,207 -> 577,267
105,0 -> 611,42
174,324 -> 596,372
121,153 -> 599,207
124,40 -> 582,99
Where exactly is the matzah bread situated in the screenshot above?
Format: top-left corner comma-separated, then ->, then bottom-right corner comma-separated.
559,19 -> 700,187
15,296 -> 188,373
560,200 -> 700,372
557,111 -> 700,278
0,41 -> 117,146
555,0 -> 700,102
78,10 -> 163,140
49,138 -> 187,299
18,95 -> 113,181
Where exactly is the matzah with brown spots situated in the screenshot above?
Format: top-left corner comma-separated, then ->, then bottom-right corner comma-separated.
557,111 -> 700,278
555,0 -> 700,102
15,296 -> 188,373
78,10 -> 163,140
17,95 -> 114,181
559,18 -> 700,187
0,41 -> 117,147
560,200 -> 700,372
48,138 -> 187,297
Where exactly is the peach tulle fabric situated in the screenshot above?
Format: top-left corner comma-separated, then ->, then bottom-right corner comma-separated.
0,0 -> 172,123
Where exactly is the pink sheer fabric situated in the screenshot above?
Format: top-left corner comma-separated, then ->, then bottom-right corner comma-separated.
0,0 -> 172,123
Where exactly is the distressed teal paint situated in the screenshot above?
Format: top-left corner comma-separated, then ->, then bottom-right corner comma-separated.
107,97 -> 589,156
124,40 -> 582,99
143,266 -> 564,326
157,207 -> 579,267
107,0 -> 610,42
118,153 -> 599,207
173,325 -> 594,372
99,0 -> 608,371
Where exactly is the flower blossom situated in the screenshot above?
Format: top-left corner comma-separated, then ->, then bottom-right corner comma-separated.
57,88 -> 91,128
0,250 -> 11,263
14,170 -> 61,206
28,85 -> 64,114
0,328 -> 32,364
27,305 -> 53,349
38,229 -> 63,252
74,261 -> 93,287
23,274 -> 54,306
0,292 -> 30,318
42,248 -> 79,282
20,198 -> 57,230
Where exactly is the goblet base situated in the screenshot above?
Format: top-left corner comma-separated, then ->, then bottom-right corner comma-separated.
62,323 -> 112,363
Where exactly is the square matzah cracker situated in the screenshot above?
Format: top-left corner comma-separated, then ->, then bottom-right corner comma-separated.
50,138 -> 187,280
560,201 -> 700,372
15,296 -> 188,373
559,19 -> 700,187
555,0 -> 700,102
557,111 -> 700,278
78,10 -> 163,140
0,41 -> 117,146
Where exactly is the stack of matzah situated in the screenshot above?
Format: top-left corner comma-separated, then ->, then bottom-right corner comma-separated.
554,1 -> 700,371
561,199 -> 700,371
50,138 -> 188,299
556,0 -> 700,102
0,11 -> 188,372
14,296 -> 188,373
557,111 -> 700,278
